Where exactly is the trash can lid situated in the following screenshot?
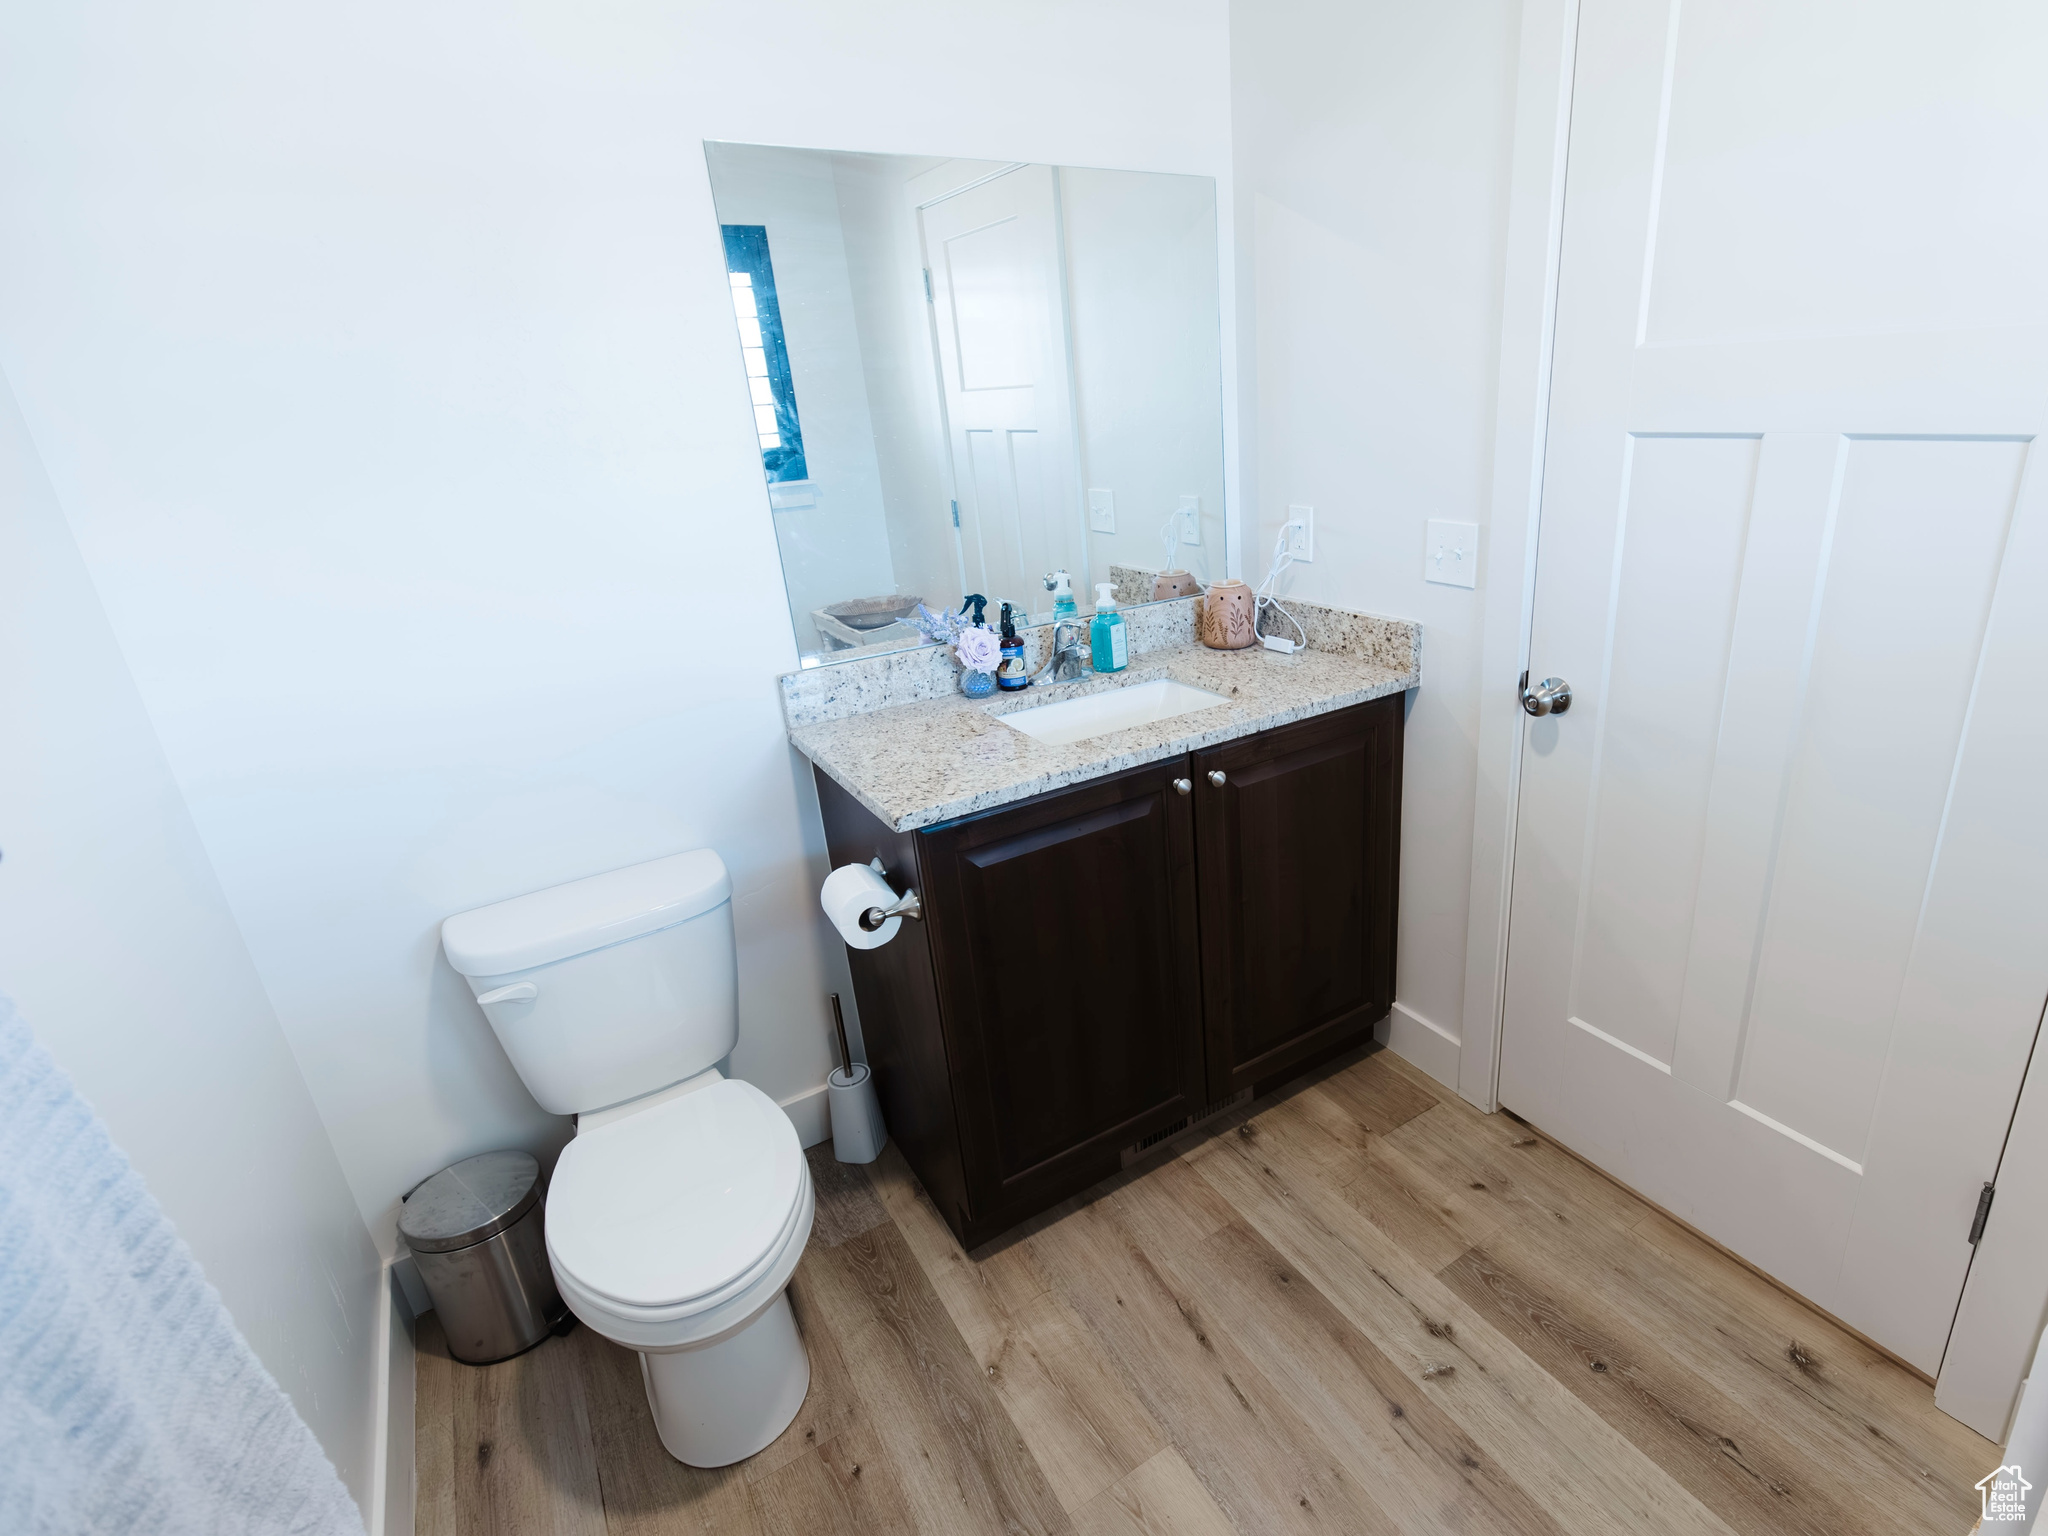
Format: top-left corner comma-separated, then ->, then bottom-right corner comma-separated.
399,1150 -> 542,1253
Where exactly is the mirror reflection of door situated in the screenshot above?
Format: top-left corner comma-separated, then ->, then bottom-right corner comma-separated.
918,163 -> 1086,624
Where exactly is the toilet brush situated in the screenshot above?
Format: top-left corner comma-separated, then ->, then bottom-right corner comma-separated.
830,992 -> 853,1079
825,993 -> 887,1164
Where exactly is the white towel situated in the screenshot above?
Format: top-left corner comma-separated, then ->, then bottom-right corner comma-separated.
0,992 -> 364,1535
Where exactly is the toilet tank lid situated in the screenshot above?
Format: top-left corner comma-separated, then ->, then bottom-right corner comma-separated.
441,849 -> 732,977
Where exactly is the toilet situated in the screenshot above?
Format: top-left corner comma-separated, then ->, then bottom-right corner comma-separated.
440,849 -> 813,1468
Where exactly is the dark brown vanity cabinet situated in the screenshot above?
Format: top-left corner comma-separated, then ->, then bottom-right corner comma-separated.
918,759 -> 1208,1236
1193,696 -> 1402,1099
813,693 -> 1402,1247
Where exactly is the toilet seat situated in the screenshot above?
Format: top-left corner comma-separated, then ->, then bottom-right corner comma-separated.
546,1077 -> 810,1350
554,1175 -> 812,1352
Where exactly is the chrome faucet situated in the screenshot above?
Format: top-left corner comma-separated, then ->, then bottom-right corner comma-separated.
1034,618 -> 1088,684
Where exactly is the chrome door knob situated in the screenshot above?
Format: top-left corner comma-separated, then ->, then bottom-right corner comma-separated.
1520,672 -> 1573,717
1174,778 -> 1192,795
1208,770 -> 1227,787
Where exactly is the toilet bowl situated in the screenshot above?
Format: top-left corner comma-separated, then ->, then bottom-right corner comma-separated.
441,850 -> 813,1468
548,1072 -> 813,1465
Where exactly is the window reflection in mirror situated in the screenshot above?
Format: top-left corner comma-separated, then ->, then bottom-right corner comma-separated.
704,143 -> 1227,665
721,227 -> 807,481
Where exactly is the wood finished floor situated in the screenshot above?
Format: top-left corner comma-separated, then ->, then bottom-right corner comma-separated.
413,1045 -> 1994,1536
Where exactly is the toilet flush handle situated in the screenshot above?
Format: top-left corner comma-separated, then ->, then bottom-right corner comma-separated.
474,981 -> 538,1006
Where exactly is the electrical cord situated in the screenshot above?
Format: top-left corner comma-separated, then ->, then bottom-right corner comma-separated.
1157,507 -> 1210,589
1251,527 -> 1307,649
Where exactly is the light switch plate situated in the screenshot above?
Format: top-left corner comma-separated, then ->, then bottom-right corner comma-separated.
1425,519 -> 1479,588
1088,488 -> 1115,534
1285,504 -> 1314,563
1177,495 -> 1201,545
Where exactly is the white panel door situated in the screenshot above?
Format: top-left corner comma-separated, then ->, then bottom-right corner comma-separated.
1502,0 -> 2048,1378
921,165 -> 1085,621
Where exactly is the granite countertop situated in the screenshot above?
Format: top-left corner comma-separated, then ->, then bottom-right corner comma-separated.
783,597 -> 1420,832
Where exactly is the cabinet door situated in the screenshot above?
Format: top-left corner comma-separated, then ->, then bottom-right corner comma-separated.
811,769 -> 972,1235
919,758 -> 1205,1232
1195,696 -> 1402,1099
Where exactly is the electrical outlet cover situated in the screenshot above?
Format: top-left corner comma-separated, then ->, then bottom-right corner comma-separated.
1425,519 -> 1479,588
1088,488 -> 1115,534
1178,495 -> 1201,545
1285,504 -> 1314,563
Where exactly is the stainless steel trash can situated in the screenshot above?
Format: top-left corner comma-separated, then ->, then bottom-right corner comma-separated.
399,1150 -> 566,1364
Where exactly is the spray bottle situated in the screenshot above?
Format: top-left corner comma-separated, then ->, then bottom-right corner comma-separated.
997,603 -> 1029,690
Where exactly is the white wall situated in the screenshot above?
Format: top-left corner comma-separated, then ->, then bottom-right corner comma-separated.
0,369 -> 385,1516
1231,0 -> 1522,1082
1063,168 -> 1230,586
0,0 -> 1236,1260
705,143 -> 899,652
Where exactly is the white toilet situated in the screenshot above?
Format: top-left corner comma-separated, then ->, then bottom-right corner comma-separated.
440,849 -> 813,1468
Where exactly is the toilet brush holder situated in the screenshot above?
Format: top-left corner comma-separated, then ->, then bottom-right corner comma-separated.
828,1063 -> 887,1164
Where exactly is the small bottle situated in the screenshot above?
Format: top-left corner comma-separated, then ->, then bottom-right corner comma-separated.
1089,584 -> 1128,673
997,603 -> 1029,690
1045,569 -> 1078,621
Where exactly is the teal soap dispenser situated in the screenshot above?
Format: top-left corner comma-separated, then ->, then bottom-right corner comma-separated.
1089,583 -> 1128,673
1045,568 -> 1078,621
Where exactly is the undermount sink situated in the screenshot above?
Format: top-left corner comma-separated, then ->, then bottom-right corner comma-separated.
997,678 -> 1231,746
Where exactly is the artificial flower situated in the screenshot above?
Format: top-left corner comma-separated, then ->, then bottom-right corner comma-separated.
954,625 -> 1001,674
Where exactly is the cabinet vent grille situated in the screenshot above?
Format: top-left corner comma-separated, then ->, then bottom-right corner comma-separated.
1121,1088 -> 1253,1167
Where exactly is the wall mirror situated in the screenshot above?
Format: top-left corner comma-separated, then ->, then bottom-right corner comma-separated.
704,142 -> 1227,664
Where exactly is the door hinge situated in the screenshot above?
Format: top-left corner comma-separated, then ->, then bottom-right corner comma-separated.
950,499 -> 960,528
1969,1181 -> 1997,1245
923,268 -> 934,303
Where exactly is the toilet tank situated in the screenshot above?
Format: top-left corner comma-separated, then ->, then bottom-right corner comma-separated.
441,850 -> 738,1116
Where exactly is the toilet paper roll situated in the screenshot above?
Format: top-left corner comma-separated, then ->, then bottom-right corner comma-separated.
821,863 -> 902,949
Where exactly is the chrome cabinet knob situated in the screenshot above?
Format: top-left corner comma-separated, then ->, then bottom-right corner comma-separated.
1519,671 -> 1573,717
1208,770 -> 1227,787
1173,778 -> 1192,795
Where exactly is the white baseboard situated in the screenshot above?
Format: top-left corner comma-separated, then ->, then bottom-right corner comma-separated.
779,1082 -> 832,1148
367,1262 -> 416,1536
1377,1001 -> 1462,1091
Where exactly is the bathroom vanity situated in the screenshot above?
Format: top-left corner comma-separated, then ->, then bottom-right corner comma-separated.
786,596 -> 1417,1248
728,138 -> 1420,1246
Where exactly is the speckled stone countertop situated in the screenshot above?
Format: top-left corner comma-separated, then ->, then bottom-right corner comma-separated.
782,595 -> 1421,833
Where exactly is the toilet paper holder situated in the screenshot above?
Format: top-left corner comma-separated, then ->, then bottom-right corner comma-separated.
858,857 -> 923,932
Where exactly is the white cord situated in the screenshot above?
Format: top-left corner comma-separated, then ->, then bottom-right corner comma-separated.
1251,527 -> 1306,648
1157,508 -> 1210,588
